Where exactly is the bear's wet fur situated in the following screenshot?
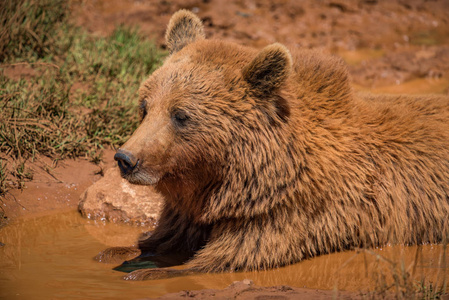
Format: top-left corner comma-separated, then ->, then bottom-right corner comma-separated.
97,10 -> 449,280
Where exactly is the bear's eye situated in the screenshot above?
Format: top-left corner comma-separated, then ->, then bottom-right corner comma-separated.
172,109 -> 190,126
139,100 -> 147,121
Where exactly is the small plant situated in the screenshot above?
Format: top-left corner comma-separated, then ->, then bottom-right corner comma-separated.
414,281 -> 445,300
0,160 -> 9,227
13,161 -> 33,189
0,160 -> 8,197
361,244 -> 448,299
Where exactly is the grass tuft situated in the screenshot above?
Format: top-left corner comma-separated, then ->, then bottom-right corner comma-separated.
0,0 -> 165,197
361,245 -> 447,299
0,0 -> 69,62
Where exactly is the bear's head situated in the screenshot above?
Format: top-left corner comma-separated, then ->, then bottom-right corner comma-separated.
115,10 -> 296,222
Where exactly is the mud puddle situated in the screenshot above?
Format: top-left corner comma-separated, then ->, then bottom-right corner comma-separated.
0,210 -> 448,299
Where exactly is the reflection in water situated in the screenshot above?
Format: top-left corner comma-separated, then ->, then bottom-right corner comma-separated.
0,211 -> 448,299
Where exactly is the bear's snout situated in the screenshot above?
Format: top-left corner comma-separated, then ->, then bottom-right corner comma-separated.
115,150 -> 138,175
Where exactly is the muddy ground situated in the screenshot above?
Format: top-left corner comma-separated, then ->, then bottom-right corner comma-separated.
2,0 -> 449,299
73,0 -> 449,90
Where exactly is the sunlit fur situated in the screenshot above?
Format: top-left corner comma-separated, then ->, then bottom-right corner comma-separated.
99,10 -> 449,280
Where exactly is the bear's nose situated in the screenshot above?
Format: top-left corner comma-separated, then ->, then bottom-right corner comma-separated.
114,150 -> 138,175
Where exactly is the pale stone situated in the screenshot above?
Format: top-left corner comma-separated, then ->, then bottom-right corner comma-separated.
78,167 -> 163,225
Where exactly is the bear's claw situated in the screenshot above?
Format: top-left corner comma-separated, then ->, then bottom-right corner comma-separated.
123,268 -> 193,281
94,246 -> 141,264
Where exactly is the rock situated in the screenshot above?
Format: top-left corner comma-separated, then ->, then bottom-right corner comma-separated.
78,167 -> 163,225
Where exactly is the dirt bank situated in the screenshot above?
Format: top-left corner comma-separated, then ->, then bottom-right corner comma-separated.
1,149 -> 116,221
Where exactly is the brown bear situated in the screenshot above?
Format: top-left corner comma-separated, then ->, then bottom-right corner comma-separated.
96,10 -> 449,280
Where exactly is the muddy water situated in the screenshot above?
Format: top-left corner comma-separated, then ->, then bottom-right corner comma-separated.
0,210 -> 448,299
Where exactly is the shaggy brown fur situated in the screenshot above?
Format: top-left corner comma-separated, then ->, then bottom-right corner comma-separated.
97,10 -> 449,280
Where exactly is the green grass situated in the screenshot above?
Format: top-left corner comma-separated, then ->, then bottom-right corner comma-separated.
0,0 -> 69,62
0,0 -> 165,197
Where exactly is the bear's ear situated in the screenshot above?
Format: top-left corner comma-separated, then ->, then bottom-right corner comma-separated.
242,43 -> 292,95
165,10 -> 205,55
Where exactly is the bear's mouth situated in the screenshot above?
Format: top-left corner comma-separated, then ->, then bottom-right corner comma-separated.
121,170 -> 161,186
119,161 -> 164,186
